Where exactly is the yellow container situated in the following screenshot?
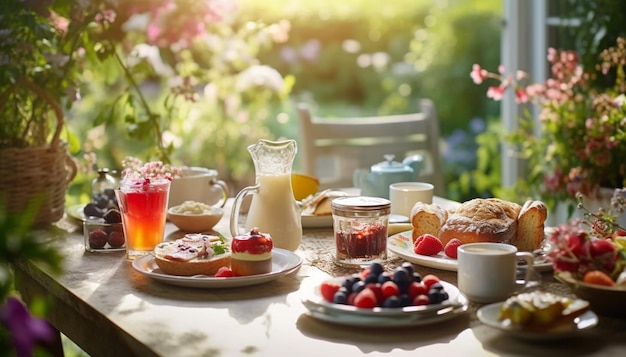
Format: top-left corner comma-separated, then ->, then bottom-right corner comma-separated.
291,173 -> 320,201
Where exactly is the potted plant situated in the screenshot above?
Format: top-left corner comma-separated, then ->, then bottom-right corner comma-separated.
471,37 -> 626,222
0,0 -> 110,225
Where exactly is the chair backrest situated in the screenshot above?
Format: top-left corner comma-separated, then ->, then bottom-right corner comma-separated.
297,99 -> 445,196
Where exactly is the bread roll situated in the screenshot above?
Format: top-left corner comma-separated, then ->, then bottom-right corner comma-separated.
438,198 -> 521,246
516,200 -> 548,251
410,202 -> 448,242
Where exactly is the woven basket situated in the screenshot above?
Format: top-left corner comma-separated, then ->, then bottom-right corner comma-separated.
0,80 -> 77,226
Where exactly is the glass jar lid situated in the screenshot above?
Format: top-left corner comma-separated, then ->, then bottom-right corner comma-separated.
331,196 -> 391,217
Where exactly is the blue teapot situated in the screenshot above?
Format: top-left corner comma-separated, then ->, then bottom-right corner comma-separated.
353,154 -> 423,199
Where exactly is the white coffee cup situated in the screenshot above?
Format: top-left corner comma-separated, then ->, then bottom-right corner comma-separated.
168,167 -> 229,208
457,243 -> 534,303
389,182 -> 434,218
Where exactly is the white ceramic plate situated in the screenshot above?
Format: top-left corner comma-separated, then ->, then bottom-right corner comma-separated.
477,302 -> 598,340
301,214 -> 333,228
304,279 -> 466,317
131,248 -> 302,288
66,203 -> 87,223
387,231 -> 554,272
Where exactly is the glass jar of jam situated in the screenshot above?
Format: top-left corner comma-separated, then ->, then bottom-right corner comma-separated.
331,196 -> 391,267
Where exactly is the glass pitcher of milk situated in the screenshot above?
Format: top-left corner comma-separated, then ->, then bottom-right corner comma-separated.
230,139 -> 302,251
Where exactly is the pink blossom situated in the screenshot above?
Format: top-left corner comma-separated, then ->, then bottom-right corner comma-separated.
470,64 -> 487,84
515,89 -> 529,103
498,64 -> 505,74
486,86 -> 505,101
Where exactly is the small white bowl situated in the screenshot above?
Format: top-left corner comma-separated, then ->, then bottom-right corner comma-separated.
167,206 -> 223,232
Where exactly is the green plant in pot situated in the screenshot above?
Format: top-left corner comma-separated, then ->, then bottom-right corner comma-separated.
0,1 -> 114,225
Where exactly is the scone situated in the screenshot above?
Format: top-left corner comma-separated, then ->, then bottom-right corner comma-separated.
410,202 -> 448,243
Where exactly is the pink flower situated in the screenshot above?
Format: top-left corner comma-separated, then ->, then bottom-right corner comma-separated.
470,64 -> 488,84
486,86 -> 505,101
515,89 -> 529,103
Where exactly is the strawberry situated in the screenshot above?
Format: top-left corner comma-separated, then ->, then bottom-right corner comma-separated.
214,267 -> 234,277
583,270 -> 616,287
354,288 -> 378,308
443,238 -> 462,258
421,274 -> 440,289
413,234 -> 443,256
320,280 -> 342,302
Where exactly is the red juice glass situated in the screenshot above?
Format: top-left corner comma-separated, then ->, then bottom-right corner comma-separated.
115,178 -> 171,260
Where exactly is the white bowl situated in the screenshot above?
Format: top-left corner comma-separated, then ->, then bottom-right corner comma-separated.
167,206 -> 223,232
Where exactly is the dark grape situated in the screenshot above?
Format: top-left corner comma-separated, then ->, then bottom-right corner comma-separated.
89,229 -> 107,249
84,203 -> 104,218
103,209 -> 122,224
107,231 -> 125,248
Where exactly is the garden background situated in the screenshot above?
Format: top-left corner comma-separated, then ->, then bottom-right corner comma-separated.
66,0 -> 503,206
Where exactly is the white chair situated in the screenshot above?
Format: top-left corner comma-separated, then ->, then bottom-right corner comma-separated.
297,99 -> 445,196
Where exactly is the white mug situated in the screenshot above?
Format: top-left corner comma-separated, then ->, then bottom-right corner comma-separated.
168,167 -> 228,208
389,182 -> 434,218
457,243 -> 534,303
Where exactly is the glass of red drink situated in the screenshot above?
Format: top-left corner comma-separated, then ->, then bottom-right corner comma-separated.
115,178 -> 171,260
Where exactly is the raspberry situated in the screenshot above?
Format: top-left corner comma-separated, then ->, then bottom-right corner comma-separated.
407,281 -> 428,299
413,234 -> 443,256
214,267 -> 234,277
381,281 -> 400,300
421,274 -> 440,289
320,281 -> 342,302
412,294 -> 430,306
443,238 -> 462,258
354,288 -> 378,308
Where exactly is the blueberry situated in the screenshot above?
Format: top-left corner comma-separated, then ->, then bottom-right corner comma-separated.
369,262 -> 384,276
401,262 -> 415,276
393,268 -> 410,291
364,273 -> 379,285
333,291 -> 348,304
428,290 -> 448,304
398,293 -> 412,307
383,296 -> 401,308
412,272 -> 423,282
351,280 -> 366,294
429,282 -> 444,291
377,271 -> 392,284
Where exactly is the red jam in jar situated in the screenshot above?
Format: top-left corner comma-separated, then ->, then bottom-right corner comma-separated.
331,196 -> 390,267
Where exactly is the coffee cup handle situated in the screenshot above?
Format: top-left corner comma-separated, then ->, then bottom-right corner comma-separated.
515,251 -> 535,286
209,179 -> 229,208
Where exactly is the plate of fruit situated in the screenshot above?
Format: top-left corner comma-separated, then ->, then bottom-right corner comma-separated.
477,290 -> 598,340
67,188 -> 120,224
387,231 -> 554,272
302,262 -> 469,327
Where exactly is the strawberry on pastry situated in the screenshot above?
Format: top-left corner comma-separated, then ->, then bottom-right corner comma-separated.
413,234 -> 443,256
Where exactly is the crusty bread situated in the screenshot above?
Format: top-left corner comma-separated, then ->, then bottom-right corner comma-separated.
410,202 -> 448,243
154,253 -> 231,276
516,200 -> 548,252
438,198 -> 521,246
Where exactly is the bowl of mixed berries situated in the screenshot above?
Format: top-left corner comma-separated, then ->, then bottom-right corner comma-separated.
549,192 -> 626,317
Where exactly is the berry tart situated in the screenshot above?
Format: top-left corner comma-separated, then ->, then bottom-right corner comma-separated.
231,227 -> 273,276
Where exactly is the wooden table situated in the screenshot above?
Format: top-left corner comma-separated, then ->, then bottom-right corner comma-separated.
15,197 -> 626,357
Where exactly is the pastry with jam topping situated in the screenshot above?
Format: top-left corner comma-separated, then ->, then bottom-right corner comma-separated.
153,234 -> 230,276
230,227 -> 273,276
